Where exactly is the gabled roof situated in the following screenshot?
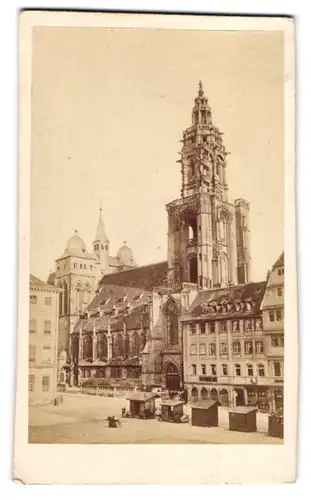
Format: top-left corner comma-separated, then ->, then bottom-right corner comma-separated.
161,399 -> 185,407
99,261 -> 168,291
272,252 -> 284,270
30,274 -> 58,292
187,281 -> 267,318
191,400 -> 220,410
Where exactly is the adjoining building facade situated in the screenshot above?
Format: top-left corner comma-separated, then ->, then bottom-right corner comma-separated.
28,275 -> 60,405
182,281 -> 273,411
261,253 -> 284,413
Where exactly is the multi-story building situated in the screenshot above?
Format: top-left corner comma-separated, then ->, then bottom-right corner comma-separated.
182,281 -> 272,411
28,274 -> 60,405
261,253 -> 284,413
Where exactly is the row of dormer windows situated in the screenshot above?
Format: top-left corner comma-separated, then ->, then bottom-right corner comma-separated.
189,318 -> 262,334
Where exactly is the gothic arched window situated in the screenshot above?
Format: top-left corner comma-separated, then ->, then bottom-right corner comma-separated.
124,333 -> 130,358
84,336 -> 92,361
114,333 -> 124,358
132,332 -> 140,357
165,298 -> 179,346
97,335 -> 107,360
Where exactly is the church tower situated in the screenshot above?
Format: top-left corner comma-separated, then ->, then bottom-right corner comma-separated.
166,82 -> 251,289
93,207 -> 110,277
54,231 -> 96,353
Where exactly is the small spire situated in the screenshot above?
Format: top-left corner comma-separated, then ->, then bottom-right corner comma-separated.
74,229 -> 78,234
123,241 -> 127,246
95,206 -> 109,242
198,80 -> 204,97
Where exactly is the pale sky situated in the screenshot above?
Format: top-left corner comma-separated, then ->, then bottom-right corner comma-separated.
30,27 -> 284,283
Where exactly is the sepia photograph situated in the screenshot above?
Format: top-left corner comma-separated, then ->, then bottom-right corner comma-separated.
15,11 -> 296,484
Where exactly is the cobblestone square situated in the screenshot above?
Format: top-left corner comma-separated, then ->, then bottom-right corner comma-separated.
28,393 -> 283,445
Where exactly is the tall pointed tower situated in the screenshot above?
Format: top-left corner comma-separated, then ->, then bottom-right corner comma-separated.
166,82 -> 251,289
93,208 -> 110,280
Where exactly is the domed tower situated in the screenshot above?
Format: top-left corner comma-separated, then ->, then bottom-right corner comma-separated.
116,242 -> 137,271
93,208 -> 110,280
54,230 -> 96,354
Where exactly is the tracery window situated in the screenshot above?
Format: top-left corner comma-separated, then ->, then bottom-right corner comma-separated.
132,332 -> 140,357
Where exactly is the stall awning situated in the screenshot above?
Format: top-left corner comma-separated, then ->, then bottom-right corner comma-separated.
228,406 -> 257,414
192,400 -> 219,410
127,392 -> 156,402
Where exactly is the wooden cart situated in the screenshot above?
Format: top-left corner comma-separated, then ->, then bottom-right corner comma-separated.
191,400 -> 220,427
127,392 -> 157,419
159,400 -> 187,423
228,406 -> 257,433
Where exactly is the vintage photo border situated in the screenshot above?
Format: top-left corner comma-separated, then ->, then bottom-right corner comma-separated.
14,11 -> 297,484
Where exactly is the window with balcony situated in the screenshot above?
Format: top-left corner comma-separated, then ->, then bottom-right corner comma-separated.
30,295 -> 37,304
190,344 -> 197,355
208,322 -> 215,334
29,345 -> 36,362
191,364 -> 197,375
269,311 -> 275,322
255,341 -> 264,354
222,364 -> 228,376
42,376 -> 50,392
44,320 -> 51,334
277,287 -> 283,297
211,364 -> 217,376
258,364 -> 265,377
247,364 -> 254,376
244,341 -> 253,355
219,321 -> 227,332
208,343 -> 216,356
235,364 -> 241,376
190,323 -> 196,335
200,323 -> 206,334
44,296 -> 52,306
29,319 -> 37,334
201,364 -> 206,375
274,361 -> 281,377
199,343 -> 206,355
28,374 -> 35,392
220,343 -> 228,355
233,341 -> 241,355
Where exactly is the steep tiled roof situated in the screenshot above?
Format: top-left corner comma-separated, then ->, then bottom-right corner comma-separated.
73,285 -> 150,333
99,261 -> 168,291
188,281 -> 267,319
30,274 -> 58,291
272,252 -> 284,270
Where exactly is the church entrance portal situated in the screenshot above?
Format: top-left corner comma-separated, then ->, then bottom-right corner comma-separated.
165,363 -> 181,391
